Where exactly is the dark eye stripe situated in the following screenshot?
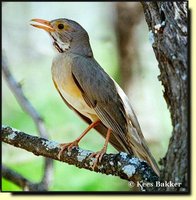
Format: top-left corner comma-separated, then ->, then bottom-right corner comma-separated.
58,24 -> 64,29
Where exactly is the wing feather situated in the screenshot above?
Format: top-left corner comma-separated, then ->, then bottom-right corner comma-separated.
71,55 -> 129,146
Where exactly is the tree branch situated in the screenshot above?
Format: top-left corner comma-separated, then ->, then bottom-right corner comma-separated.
141,2 -> 188,192
2,125 -> 159,191
2,165 -> 46,191
2,52 -> 48,139
116,2 -> 143,92
2,51 -> 53,190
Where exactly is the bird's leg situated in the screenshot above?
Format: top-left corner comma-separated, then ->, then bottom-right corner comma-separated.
57,119 -> 100,159
89,128 -> 111,170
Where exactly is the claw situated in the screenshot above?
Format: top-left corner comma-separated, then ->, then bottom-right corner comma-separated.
57,141 -> 79,159
88,128 -> 111,170
89,148 -> 106,170
57,120 -> 101,160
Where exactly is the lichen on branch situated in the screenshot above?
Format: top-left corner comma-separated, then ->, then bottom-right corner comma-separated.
2,125 -> 159,191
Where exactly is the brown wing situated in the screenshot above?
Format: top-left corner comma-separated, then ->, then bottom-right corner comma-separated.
71,56 -> 133,153
71,55 -> 159,176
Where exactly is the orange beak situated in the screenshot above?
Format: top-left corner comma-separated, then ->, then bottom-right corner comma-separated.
30,18 -> 55,32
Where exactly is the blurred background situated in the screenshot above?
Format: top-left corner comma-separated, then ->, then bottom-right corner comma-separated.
2,2 -> 172,191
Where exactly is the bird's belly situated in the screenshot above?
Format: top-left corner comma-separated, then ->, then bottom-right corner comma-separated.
60,85 -> 95,119
51,56 -> 97,121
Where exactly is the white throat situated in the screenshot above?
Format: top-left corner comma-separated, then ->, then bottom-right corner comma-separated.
50,32 -> 70,53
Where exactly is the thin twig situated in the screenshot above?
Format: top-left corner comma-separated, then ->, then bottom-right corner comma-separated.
2,165 -> 46,191
2,51 -> 53,190
2,52 -> 48,138
2,125 -> 159,192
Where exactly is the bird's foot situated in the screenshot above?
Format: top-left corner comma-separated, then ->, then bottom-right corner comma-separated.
57,140 -> 79,159
89,147 -> 107,170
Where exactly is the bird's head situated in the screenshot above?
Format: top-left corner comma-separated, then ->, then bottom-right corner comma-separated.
31,18 -> 93,56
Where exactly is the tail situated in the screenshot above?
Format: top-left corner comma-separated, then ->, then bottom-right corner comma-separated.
112,80 -> 160,176
94,120 -> 160,176
127,133 -> 160,176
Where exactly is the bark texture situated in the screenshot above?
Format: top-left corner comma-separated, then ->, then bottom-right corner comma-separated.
2,125 -> 159,192
141,2 -> 189,192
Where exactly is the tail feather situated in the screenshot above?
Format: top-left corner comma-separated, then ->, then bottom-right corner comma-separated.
130,138 -> 160,176
112,81 -> 160,176
125,119 -> 160,176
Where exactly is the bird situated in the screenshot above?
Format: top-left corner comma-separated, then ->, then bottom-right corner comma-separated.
30,18 -> 160,176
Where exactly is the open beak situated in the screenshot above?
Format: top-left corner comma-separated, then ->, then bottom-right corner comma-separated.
30,18 -> 55,32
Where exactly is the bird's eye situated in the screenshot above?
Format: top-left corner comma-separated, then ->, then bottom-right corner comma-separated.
58,24 -> 64,30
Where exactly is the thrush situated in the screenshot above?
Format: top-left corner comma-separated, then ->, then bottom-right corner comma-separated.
31,18 -> 160,176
